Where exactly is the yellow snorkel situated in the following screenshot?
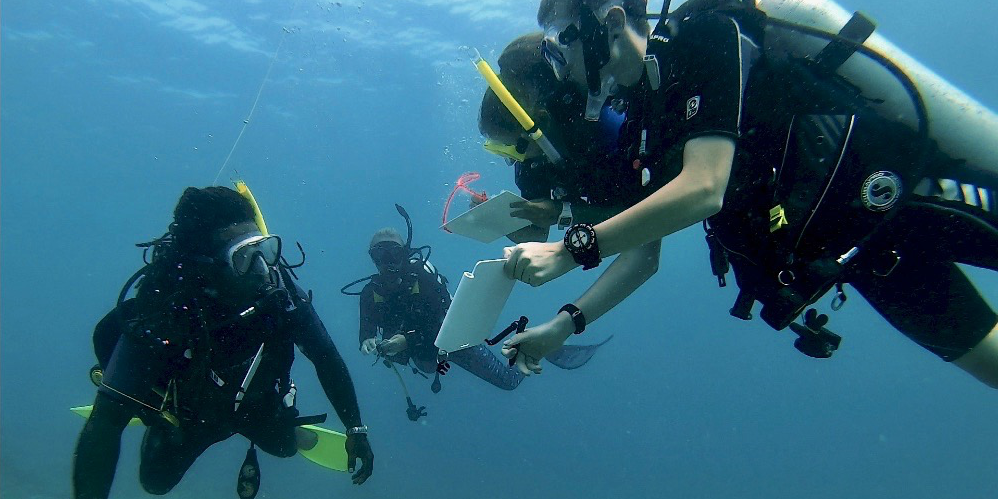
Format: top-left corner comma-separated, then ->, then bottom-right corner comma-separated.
234,179 -> 270,236
472,48 -> 563,164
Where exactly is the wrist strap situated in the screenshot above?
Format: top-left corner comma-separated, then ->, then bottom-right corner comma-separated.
558,304 -> 586,335
347,425 -> 369,435
557,202 -> 573,230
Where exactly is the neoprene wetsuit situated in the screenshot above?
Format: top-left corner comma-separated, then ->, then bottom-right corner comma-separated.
359,261 -> 525,390
74,281 -> 364,498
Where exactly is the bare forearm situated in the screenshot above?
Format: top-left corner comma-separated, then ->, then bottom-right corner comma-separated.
595,137 -> 734,256
575,240 -> 662,323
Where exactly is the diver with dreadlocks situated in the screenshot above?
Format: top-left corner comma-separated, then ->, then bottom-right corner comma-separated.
342,206 -> 610,411
73,186 -> 373,499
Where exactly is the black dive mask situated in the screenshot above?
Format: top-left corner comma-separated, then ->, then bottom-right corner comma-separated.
369,242 -> 406,272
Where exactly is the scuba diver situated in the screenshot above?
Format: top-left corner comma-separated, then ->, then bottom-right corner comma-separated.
479,32 -> 650,244
341,206 -> 611,413
73,186 -> 374,499
496,0 -> 998,387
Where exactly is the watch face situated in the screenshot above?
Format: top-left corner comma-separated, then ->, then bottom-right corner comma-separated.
567,226 -> 592,250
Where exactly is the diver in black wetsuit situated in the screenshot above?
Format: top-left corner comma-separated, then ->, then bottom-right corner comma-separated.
343,208 -> 610,397
73,187 -> 373,499
357,228 -> 527,391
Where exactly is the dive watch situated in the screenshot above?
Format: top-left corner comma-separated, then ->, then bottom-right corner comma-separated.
564,223 -> 601,270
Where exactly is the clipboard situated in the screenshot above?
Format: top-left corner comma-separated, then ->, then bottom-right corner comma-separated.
434,259 -> 516,354
442,190 -> 531,243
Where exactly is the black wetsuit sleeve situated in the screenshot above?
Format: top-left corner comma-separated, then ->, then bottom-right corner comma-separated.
93,300 -> 137,369
358,286 -> 378,347
293,303 -> 364,429
669,13 -> 750,142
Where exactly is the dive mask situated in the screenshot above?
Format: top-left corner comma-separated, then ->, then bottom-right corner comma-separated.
483,137 -> 529,163
369,242 -> 406,269
226,234 -> 282,276
542,3 -> 615,121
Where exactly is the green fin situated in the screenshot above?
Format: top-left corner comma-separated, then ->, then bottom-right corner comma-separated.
297,425 -> 349,472
71,405 -> 144,426
72,405 -> 348,472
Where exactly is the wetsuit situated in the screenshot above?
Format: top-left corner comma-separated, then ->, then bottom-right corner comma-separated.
512,94 -> 651,223
625,8 -> 998,359
74,282 -> 364,498
358,262 -> 524,390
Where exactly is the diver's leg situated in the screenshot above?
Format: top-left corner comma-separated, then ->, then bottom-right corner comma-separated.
139,421 -> 229,495
447,345 -> 524,390
239,406 -> 299,459
73,392 -> 135,499
852,259 -> 998,386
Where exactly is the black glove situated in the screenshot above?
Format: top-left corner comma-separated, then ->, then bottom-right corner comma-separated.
345,433 -> 373,485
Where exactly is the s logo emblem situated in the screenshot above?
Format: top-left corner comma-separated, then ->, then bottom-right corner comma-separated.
861,171 -> 902,211
686,96 -> 700,120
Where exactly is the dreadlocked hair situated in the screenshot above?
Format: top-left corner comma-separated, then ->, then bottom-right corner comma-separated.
133,187 -> 256,311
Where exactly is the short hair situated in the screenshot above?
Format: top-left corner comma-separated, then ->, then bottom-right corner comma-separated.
538,0 -> 650,37
478,32 -> 559,142
369,227 -> 404,249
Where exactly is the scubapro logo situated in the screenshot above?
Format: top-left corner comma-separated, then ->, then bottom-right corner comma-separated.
860,171 -> 902,211
686,96 -> 700,120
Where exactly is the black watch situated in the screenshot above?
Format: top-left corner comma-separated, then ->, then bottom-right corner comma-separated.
564,223 -> 601,270
559,304 -> 586,334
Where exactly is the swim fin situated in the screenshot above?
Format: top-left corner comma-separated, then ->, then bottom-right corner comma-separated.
70,405 -> 144,426
72,405 -> 348,473
237,444 -> 261,499
544,335 -> 614,370
297,425 -> 349,472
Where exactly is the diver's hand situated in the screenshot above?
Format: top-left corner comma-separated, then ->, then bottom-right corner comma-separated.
360,338 -> 379,355
379,334 -> 407,356
345,433 -> 374,485
500,313 -> 574,375
510,199 -> 560,227
503,242 -> 578,286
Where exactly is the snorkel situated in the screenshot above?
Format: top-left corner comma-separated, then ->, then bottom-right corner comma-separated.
471,48 -> 564,165
576,2 -> 616,121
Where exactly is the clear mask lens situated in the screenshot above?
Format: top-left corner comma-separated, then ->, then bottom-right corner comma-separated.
228,235 -> 282,276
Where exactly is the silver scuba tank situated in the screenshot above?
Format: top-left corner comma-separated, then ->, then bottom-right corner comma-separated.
749,0 -> 997,187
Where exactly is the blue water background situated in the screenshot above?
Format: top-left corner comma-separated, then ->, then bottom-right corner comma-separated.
3,1 -> 998,498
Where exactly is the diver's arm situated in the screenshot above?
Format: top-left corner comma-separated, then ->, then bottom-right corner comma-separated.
574,239 -> 661,322
500,241 -> 662,373
73,392 -> 134,499
503,137 -> 733,285
573,203 -> 627,226
295,304 -> 364,429
358,288 -> 379,352
594,137 -> 733,256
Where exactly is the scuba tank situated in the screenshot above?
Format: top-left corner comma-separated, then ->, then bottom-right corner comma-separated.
750,0 -> 998,185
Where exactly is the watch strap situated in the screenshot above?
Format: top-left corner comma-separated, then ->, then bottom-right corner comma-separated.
557,202 -> 573,230
558,303 -> 586,334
